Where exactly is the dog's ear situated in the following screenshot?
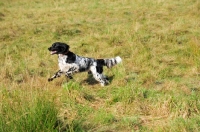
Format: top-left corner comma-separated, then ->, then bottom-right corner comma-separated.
61,43 -> 70,53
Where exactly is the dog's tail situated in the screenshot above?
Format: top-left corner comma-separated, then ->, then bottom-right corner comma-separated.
98,56 -> 122,68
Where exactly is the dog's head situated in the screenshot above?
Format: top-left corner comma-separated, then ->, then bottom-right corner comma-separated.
48,42 -> 70,55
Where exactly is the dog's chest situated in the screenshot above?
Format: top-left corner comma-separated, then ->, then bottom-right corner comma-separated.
58,55 -> 77,72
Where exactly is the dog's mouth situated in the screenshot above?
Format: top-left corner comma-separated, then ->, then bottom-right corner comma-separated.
50,51 -> 57,55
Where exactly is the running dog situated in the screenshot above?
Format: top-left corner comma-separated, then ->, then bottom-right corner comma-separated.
48,42 -> 122,86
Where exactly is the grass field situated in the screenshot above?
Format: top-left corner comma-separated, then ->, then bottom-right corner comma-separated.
0,0 -> 200,131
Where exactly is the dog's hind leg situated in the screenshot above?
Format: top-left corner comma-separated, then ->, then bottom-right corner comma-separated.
48,70 -> 63,82
90,66 -> 108,86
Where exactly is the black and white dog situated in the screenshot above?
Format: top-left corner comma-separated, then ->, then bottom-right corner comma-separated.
48,42 -> 122,86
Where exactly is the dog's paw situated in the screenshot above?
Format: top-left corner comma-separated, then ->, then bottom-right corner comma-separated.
66,75 -> 73,79
100,80 -> 110,87
68,76 -> 73,79
105,79 -> 110,85
48,78 -> 53,82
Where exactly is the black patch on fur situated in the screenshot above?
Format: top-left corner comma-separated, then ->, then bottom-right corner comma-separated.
66,51 -> 76,63
97,59 -> 105,67
96,66 -> 103,74
79,67 -> 87,72
114,59 -> 117,64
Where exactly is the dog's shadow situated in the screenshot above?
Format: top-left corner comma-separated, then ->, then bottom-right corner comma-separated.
81,73 -> 115,85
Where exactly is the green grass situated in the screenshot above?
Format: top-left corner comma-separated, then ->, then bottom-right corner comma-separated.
0,89 -> 58,132
0,0 -> 200,131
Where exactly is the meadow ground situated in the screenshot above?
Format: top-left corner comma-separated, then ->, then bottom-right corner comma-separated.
0,0 -> 200,131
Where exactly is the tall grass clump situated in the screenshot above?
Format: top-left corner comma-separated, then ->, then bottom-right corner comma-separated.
0,89 -> 58,132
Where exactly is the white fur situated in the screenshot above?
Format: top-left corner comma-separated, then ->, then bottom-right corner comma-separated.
115,56 -> 122,63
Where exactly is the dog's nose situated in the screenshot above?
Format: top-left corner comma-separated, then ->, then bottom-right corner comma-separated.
48,47 -> 51,50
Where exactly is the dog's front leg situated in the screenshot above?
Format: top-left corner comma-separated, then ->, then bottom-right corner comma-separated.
65,73 -> 73,79
48,70 -> 63,82
65,66 -> 78,80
